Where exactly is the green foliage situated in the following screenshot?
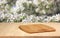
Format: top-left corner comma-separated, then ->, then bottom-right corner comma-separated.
37,0 -> 57,15
22,2 -> 37,15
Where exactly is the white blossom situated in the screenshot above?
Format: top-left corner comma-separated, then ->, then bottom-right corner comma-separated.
0,0 -> 7,5
0,0 -> 60,22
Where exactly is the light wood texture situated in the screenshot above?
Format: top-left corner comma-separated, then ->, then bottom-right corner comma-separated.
0,23 -> 60,36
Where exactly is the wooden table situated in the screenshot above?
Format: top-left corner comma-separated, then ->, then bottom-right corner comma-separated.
0,23 -> 60,38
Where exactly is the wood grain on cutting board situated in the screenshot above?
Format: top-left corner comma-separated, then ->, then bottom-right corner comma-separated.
0,23 -> 60,36
19,24 -> 56,33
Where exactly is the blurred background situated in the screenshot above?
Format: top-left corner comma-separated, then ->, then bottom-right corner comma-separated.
0,0 -> 60,22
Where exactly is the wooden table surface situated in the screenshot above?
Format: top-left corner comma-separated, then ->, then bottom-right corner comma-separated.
0,23 -> 60,37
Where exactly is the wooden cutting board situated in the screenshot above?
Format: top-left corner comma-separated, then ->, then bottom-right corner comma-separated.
19,23 -> 56,34
0,23 -> 60,37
